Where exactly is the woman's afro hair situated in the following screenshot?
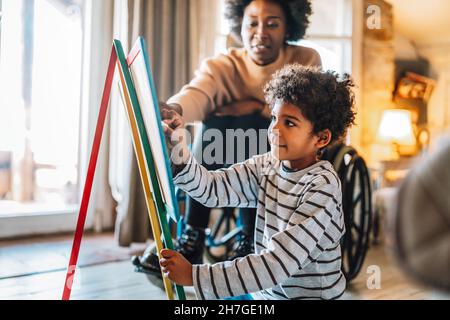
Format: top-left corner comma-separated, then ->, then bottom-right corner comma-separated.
264,64 -> 357,144
224,0 -> 313,43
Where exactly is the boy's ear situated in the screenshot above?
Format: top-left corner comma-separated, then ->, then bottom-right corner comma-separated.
316,129 -> 332,149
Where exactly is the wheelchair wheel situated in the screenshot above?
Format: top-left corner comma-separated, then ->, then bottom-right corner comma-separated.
334,146 -> 373,281
204,208 -> 243,263
175,188 -> 245,264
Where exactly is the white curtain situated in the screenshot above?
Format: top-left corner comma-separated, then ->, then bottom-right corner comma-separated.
79,0 -> 116,233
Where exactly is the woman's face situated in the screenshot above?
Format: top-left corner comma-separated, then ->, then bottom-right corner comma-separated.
241,0 -> 287,66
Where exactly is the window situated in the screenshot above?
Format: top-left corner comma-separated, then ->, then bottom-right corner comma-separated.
215,0 -> 230,55
300,0 -> 353,74
0,0 -> 85,216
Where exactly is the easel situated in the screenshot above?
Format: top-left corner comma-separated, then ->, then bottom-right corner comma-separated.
62,39 -> 185,300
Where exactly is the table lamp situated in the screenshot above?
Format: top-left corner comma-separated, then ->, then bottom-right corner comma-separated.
377,109 -> 417,158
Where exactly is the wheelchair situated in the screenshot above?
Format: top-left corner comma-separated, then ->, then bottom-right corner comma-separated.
175,141 -> 373,282
322,142 -> 373,281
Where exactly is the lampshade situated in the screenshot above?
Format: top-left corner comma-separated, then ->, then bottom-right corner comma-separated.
377,109 -> 416,146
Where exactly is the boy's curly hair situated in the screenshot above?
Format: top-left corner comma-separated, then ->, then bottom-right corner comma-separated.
224,0 -> 312,43
264,64 -> 356,144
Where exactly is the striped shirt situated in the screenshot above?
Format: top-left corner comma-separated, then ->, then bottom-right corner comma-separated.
173,152 -> 346,300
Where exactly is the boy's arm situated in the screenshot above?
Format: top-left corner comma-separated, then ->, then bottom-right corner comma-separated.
163,107 -> 260,208
191,180 -> 345,300
173,154 -> 260,209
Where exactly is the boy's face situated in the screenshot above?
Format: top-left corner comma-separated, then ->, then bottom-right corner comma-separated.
241,0 -> 287,66
268,101 -> 330,169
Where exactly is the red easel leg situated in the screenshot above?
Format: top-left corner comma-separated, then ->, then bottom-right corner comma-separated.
62,47 -> 117,300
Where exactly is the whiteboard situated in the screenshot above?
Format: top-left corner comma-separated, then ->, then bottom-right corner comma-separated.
127,38 -> 180,222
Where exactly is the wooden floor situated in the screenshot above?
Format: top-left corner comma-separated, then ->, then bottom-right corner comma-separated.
0,233 -> 146,279
341,244 -> 433,300
0,233 -> 443,300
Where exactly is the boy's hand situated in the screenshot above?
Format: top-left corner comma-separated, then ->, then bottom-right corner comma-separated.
161,108 -> 184,135
159,249 -> 194,286
160,108 -> 190,165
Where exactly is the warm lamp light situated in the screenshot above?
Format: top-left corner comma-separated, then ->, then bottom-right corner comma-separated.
377,109 -> 416,157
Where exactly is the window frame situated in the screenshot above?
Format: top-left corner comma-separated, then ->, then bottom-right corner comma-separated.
0,0 -> 107,239
0,0 -> 3,55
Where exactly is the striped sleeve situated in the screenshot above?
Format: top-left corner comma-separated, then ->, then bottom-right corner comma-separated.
192,179 -> 345,300
173,154 -> 260,208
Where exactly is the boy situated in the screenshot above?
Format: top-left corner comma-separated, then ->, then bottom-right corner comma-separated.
159,65 -> 356,300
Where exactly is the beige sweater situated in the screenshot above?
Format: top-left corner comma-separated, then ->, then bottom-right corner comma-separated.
167,45 -> 322,124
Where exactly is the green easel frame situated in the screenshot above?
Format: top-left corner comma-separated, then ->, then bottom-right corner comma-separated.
115,39 -> 185,300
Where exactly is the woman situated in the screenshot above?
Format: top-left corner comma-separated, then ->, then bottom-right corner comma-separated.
133,0 -> 322,275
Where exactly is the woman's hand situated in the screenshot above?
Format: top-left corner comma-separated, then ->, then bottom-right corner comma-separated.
159,101 -> 183,118
159,249 -> 193,286
214,99 -> 268,117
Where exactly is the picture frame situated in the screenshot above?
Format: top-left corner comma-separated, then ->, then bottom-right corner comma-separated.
395,72 -> 435,104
